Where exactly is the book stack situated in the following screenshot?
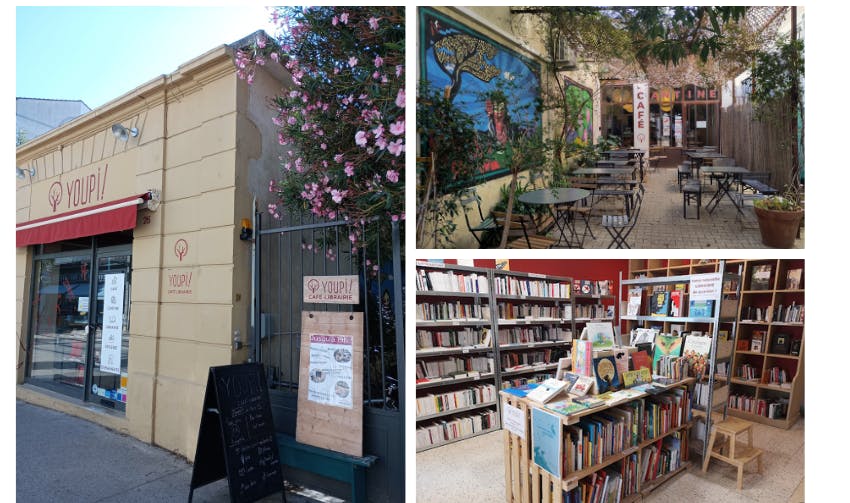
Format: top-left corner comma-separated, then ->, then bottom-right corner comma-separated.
737,363 -> 760,381
497,326 -> 570,345
655,356 -> 688,381
493,276 -> 570,298
416,301 -> 489,321
416,328 -> 485,350
497,302 -> 561,320
416,356 -> 494,380
416,269 -> 489,294
415,409 -> 498,449
500,349 -> 560,369
415,383 -> 497,417
573,303 -> 612,320
767,366 -> 791,387
772,302 -> 804,323
573,279 -> 612,297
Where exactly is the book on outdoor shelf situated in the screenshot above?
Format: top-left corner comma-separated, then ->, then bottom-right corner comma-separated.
649,291 -> 670,317
688,299 -> 714,318
786,268 -> 802,290
526,378 -> 571,403
751,264 -> 773,290
669,290 -> 683,317
567,373 -> 595,397
592,355 -> 620,394
652,334 -> 683,374
682,334 -> 713,378
626,288 -> 642,317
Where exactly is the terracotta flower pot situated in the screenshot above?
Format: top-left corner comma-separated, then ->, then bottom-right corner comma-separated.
754,206 -> 803,248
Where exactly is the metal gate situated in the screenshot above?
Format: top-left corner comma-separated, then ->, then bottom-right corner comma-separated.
253,211 -> 404,503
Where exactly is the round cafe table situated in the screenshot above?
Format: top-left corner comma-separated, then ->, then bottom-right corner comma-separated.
518,187 -> 591,248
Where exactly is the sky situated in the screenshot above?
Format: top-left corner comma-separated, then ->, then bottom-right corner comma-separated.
16,5 -> 279,109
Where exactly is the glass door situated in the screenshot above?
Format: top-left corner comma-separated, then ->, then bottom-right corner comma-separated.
87,249 -> 132,411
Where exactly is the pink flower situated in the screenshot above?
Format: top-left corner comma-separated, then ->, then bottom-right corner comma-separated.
375,136 -> 388,150
332,16 -> 338,26
344,163 -> 355,177
396,65 -> 403,78
348,56 -> 358,68
395,88 -> 405,108
386,169 -> 399,183
340,12 -> 349,24
391,214 -> 399,222
270,52 -> 279,62
374,55 -> 384,68
334,154 -> 344,163
368,17 -> 380,30
389,119 -> 405,136
268,180 -> 275,192
320,143 -> 327,150
387,139 -> 404,157
331,189 -> 346,203
372,124 -> 384,138
355,130 -> 368,146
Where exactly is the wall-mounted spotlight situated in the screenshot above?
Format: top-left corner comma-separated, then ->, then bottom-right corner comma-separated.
16,166 -> 36,179
111,123 -> 139,142
16,167 -> 25,179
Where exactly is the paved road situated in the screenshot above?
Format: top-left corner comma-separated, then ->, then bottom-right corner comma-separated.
16,400 -> 336,502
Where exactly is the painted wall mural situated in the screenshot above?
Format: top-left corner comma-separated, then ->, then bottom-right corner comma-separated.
564,77 -> 593,145
419,7 -> 542,180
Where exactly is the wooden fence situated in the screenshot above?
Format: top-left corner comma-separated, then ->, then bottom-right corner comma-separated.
720,97 -> 798,190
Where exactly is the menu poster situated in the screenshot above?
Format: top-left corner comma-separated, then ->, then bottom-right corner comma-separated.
307,333 -> 354,409
100,273 -> 124,375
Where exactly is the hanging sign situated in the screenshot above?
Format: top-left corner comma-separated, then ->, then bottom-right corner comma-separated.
502,402 -> 526,439
297,311 -> 364,457
690,273 -> 723,302
100,273 -> 124,375
632,82 -> 650,153
303,275 -> 359,304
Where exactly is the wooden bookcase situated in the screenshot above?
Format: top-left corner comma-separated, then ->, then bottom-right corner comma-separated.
501,378 -> 695,502
415,262 -> 500,452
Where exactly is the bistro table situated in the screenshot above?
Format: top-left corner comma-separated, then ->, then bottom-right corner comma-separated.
686,151 -> 728,176
518,187 -> 591,248
701,165 -> 751,215
573,166 -> 636,179
596,158 -> 633,167
602,149 -> 646,180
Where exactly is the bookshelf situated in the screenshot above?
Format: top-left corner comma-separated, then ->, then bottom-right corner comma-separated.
728,259 -> 805,429
621,260 -> 742,463
501,378 -> 695,502
571,277 -> 618,340
415,262 -> 500,452
492,269 -> 574,391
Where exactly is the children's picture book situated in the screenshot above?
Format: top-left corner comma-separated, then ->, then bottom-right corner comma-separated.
599,280 -> 611,297
568,374 -> 595,397
501,383 -> 539,398
612,349 -> 630,380
545,399 -> 590,417
571,395 -> 606,409
649,291 -> 670,317
688,299 -> 715,318
669,290 -> 683,317
626,288 -> 642,316
682,334 -> 713,378
592,355 -> 620,394
622,368 -> 652,388
555,357 -> 572,380
751,264 -> 773,290
786,268 -> 802,290
580,280 -> 593,295
630,350 -> 653,371
572,339 -> 594,377
527,378 -> 571,403
531,407 -> 562,477
751,330 -> 765,353
586,322 -> 616,350
652,334 -> 683,374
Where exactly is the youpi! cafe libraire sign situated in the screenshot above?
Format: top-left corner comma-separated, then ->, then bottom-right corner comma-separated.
303,275 -> 359,304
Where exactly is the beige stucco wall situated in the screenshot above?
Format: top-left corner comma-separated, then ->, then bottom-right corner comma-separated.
419,7 -> 603,248
15,39 -> 289,460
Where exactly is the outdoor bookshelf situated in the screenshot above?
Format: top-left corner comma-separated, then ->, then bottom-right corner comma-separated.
621,260 -> 742,463
500,378 -> 695,502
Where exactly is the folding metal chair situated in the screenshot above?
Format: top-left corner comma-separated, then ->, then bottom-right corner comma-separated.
601,184 -> 645,249
460,191 -> 497,248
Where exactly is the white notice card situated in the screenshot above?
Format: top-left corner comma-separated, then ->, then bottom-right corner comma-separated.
307,333 -> 354,409
100,274 -> 124,375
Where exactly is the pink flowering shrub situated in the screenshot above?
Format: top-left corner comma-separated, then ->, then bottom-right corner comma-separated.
237,7 -> 405,252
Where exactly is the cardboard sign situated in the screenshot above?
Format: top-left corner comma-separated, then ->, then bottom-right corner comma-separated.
189,363 -> 284,503
303,275 -> 359,304
297,311 -> 364,457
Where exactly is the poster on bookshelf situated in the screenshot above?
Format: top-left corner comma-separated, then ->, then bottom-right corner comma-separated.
531,407 -> 562,477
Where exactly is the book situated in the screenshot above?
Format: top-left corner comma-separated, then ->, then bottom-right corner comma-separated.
630,350 -> 653,371
790,339 -> 801,356
586,322 -> 616,350
569,374 -> 595,397
652,334 -> 683,374
599,280 -> 611,296
630,328 -> 657,346
786,268 -> 802,290
545,399 -> 590,417
751,264 -> 773,290
688,299 -> 714,318
769,333 -> 790,354
555,357 -> 572,380
527,378 -> 571,403
682,334 -> 713,378
669,291 -> 683,317
572,340 -> 594,377
626,288 -> 642,316
580,280 -> 593,295
649,292 -> 670,317
622,368 -> 652,388
571,395 -> 606,409
592,355 -> 620,394
751,330 -> 765,353
612,349 -> 630,380
501,383 -> 539,397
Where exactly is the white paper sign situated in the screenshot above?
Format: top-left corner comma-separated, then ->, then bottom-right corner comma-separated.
502,402 -> 526,439
632,82 -> 649,152
307,333 -> 354,409
77,296 -> 89,313
100,274 -> 124,375
690,273 -> 722,302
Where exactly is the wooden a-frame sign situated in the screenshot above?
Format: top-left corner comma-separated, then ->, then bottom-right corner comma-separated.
188,363 -> 285,503
296,311 -> 364,457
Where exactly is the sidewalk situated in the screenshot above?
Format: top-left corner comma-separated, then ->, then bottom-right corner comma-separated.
16,400 -> 339,503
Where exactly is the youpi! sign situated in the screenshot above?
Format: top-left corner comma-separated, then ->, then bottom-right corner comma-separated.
303,275 -> 359,304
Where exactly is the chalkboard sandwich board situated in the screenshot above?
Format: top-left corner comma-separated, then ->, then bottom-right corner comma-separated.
189,363 -> 286,503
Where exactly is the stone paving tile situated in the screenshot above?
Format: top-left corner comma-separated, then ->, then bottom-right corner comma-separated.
546,167 -> 804,249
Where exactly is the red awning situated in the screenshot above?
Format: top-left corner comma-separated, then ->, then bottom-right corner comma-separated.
16,194 -> 149,247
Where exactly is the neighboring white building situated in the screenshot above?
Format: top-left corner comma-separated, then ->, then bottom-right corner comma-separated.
16,97 -> 91,144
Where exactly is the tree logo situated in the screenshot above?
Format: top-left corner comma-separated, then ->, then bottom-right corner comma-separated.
48,182 -> 63,212
307,278 -> 320,293
174,239 -> 189,262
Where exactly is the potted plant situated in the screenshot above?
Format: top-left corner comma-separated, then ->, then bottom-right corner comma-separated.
753,185 -> 803,248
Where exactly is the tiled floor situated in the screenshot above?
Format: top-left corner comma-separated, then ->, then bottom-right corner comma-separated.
416,417 -> 804,502
517,167 -> 804,249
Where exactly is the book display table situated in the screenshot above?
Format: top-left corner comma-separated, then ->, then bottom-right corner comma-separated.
500,377 -> 695,503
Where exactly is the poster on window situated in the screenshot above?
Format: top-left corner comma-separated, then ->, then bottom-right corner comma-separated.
307,333 -> 354,409
100,273 -> 124,375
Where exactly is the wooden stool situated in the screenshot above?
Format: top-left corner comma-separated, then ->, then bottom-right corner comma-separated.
702,418 -> 763,490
